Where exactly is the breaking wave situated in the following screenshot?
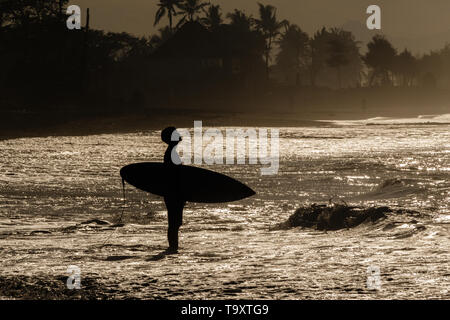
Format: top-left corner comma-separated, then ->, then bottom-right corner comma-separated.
324,113 -> 450,126
356,178 -> 425,200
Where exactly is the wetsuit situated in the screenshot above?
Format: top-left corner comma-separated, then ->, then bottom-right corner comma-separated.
163,143 -> 185,251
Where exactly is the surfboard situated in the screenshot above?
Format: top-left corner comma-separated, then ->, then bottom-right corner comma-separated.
120,162 -> 256,203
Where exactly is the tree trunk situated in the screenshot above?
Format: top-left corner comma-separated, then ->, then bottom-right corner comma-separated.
295,51 -> 300,86
310,67 -> 316,87
309,49 -> 317,87
369,70 -> 376,87
337,66 -> 342,89
265,36 -> 273,80
81,8 -> 90,95
58,0 -> 63,19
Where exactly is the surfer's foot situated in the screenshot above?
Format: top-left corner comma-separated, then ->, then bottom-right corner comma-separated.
165,247 -> 178,254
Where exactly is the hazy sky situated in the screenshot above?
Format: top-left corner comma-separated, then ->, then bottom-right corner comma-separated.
69,0 -> 450,53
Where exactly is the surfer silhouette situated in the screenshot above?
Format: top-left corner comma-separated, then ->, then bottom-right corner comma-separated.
161,127 -> 185,253
120,127 -> 255,256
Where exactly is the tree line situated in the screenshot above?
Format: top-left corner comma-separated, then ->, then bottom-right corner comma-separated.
1,0 -> 450,109
150,1 -> 450,89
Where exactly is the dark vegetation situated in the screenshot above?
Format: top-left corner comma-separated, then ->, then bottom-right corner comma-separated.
1,0 -> 449,137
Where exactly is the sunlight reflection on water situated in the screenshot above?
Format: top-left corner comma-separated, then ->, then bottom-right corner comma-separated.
0,123 -> 448,226
1,121 -> 449,299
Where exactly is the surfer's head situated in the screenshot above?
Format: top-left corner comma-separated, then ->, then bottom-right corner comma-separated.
161,127 -> 182,145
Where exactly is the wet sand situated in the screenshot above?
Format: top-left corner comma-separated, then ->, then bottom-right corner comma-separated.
1,210 -> 449,300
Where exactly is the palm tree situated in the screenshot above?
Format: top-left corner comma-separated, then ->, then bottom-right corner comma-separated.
201,4 -> 222,30
254,2 -> 288,79
154,0 -> 183,32
363,35 -> 397,86
177,0 -> 208,26
395,49 -> 417,86
326,28 -> 361,88
308,27 -> 333,87
276,23 -> 310,85
226,9 -> 253,32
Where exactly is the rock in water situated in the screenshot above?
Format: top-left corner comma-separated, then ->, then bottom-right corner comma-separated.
272,204 -> 391,231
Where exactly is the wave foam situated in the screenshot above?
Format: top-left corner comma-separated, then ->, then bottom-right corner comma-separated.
323,114 -> 450,126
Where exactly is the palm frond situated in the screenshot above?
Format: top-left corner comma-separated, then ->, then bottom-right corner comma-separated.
154,7 -> 166,27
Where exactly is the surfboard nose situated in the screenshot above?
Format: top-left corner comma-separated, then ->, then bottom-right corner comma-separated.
120,164 -> 133,180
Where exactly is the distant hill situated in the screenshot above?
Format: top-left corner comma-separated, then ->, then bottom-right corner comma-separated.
341,20 -> 450,55
391,29 -> 450,54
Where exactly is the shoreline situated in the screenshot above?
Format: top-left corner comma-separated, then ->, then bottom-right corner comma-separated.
0,110 -> 333,141
2,86 -> 449,141
2,107 -> 448,141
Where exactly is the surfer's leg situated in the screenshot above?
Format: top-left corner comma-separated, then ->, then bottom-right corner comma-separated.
167,226 -> 178,252
164,196 -> 184,253
168,201 -> 184,252
164,197 -> 176,252
165,199 -> 178,252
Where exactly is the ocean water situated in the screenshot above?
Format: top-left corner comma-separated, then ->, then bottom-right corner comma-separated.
0,115 -> 449,299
